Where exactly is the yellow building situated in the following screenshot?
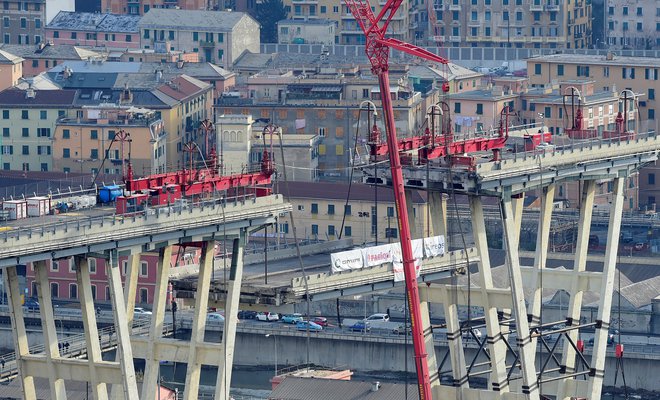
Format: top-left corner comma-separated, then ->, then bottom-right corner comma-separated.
0,49 -> 23,92
276,181 -> 432,244
53,106 -> 166,176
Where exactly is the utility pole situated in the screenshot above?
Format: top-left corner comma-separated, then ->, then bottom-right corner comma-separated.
171,299 -> 178,339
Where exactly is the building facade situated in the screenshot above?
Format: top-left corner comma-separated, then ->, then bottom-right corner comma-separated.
138,9 -> 260,68
0,88 -> 76,172
277,19 -> 336,45
101,0 -> 211,15
605,0 -> 659,50
428,0 -> 591,49
0,0 -> 45,45
0,49 -> 23,91
45,12 -> 140,49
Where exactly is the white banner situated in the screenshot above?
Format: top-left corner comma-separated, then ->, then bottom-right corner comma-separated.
363,244 -> 394,267
423,235 -> 446,257
330,249 -> 364,273
392,241 -> 422,282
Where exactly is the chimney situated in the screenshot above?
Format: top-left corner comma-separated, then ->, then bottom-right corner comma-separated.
156,69 -> 163,82
177,59 -> 184,69
606,52 -> 615,61
371,382 -> 381,392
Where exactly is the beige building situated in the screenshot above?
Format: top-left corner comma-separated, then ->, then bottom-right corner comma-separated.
52,106 -> 167,176
447,88 -> 518,134
276,181 -> 431,243
283,0 -> 412,44
101,0 -> 210,15
277,19 -> 336,45
605,0 -> 659,50
429,0 -> 591,49
0,50 -> 23,92
138,9 -> 260,68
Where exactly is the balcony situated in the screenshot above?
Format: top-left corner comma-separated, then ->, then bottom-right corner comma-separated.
292,0 -> 318,4
545,4 -> 559,11
530,3 -> 543,11
449,35 -> 461,41
449,3 -> 461,10
199,40 -> 216,47
530,36 -> 543,42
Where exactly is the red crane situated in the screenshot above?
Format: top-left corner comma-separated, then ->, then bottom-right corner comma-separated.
343,0 -> 449,398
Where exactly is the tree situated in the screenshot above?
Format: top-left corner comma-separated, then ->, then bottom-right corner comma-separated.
254,0 -> 287,43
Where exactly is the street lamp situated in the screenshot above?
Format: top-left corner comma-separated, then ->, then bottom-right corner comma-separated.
265,333 -> 277,376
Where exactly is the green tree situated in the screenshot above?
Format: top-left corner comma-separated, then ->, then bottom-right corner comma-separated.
254,0 -> 287,43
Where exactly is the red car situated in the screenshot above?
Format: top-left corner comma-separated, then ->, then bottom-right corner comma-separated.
312,317 -> 328,327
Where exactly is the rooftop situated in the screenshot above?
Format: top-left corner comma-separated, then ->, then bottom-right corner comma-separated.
46,11 -> 140,33
0,88 -> 77,106
0,49 -> 24,64
523,88 -> 623,105
156,75 -> 211,101
529,53 -> 660,68
138,9 -> 253,31
448,89 -> 518,101
0,43 -> 100,60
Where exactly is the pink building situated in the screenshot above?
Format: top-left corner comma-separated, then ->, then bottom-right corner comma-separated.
45,11 -> 140,49
25,245 -> 203,306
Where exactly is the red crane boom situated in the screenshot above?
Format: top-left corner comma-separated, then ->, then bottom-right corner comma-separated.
344,0 -> 449,398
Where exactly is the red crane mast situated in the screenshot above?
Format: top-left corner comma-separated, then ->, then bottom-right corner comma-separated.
343,0 -> 449,398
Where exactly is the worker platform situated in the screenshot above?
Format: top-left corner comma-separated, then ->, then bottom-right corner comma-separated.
358,129 -> 660,400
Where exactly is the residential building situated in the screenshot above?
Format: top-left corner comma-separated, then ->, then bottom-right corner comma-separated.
281,0 -> 411,44
138,9 -> 260,68
216,64 -> 439,181
111,48 -> 200,64
250,132 -> 320,182
45,60 -> 213,171
52,106 -> 166,176
277,19 -> 336,45
0,88 -> 76,172
408,64 -> 484,95
605,0 -> 659,50
45,11 -> 140,49
275,181 -> 431,243
447,88 -> 518,134
101,0 -> 211,15
0,43 -> 101,77
0,49 -> 23,91
428,0 -> 591,49
0,0 -> 74,46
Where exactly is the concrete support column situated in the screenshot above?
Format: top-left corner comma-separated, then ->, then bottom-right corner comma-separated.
75,257 -> 109,400
183,241 -> 214,400
216,232 -> 246,400
124,253 -> 141,330
419,294 -> 440,391
428,191 -> 447,238
587,178 -> 625,399
529,184 -> 556,345
444,290 -> 468,389
405,189 -> 418,239
500,197 -> 539,400
4,265 -> 36,399
557,180 -> 595,399
469,196 -> 509,393
107,250 -> 140,399
141,246 -> 173,400
512,194 -> 525,248
34,261 -> 67,399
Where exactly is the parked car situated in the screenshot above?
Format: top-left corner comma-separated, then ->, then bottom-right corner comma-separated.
133,307 -> 152,316
296,320 -> 323,331
238,310 -> 258,320
207,313 -> 225,323
349,321 -> 370,332
24,298 -> 39,311
365,313 -> 390,322
462,328 -> 483,341
256,312 -> 280,322
281,313 -> 304,324
311,317 -> 328,327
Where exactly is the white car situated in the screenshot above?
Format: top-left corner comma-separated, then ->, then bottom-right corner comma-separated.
256,312 -> 279,322
365,313 -> 390,322
134,307 -> 152,316
207,313 -> 225,323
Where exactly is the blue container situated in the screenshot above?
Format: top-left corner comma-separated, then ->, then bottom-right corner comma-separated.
98,185 -> 122,203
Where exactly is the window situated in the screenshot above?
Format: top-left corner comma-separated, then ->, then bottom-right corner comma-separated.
311,203 -> 318,214
91,285 -> 97,300
20,18 -> 26,28
454,102 -> 461,113
311,224 -> 318,235
344,204 -> 352,215
344,226 -> 352,237
385,228 -> 398,238
650,109 -> 655,120
140,261 -> 148,277
534,63 -> 542,75
90,129 -> 98,139
39,110 -> 47,120
88,258 -> 97,273
328,204 -> 335,215
90,149 -> 98,159
577,66 -> 589,77
63,129 -> 70,139
2,110 -> 7,119
168,30 -> 174,40
37,128 -> 51,137
622,6 -> 628,15
328,225 -> 335,236
71,32 -> 77,39
53,31 -> 59,38
50,282 -> 58,298
63,148 -> 70,158
544,107 -> 551,118
35,18 -> 40,29
533,11 -> 540,21
476,103 -> 483,114
557,65 -> 564,76
192,31 -> 198,41
650,89 -> 656,100
69,283 -> 78,299
2,128 -> 8,137
516,11 -> 522,21
126,34 -> 132,42
21,110 -> 28,119
649,173 -> 656,185
622,22 -> 628,31
51,260 -> 59,272
604,67 -> 610,78
21,145 -> 28,155
139,288 -> 148,304
22,128 -> 28,137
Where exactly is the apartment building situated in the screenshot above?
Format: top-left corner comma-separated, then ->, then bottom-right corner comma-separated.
282,0 -> 412,44
605,0 -> 660,50
277,19 -> 336,45
138,9 -> 259,68
101,0 -> 210,15
275,181 -> 431,243
0,43 -> 100,77
0,88 -> 76,172
447,88 -> 517,134
0,49 -> 23,91
216,64 -> 439,181
0,0 -> 74,46
45,11 -> 140,49
429,0 -> 591,49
